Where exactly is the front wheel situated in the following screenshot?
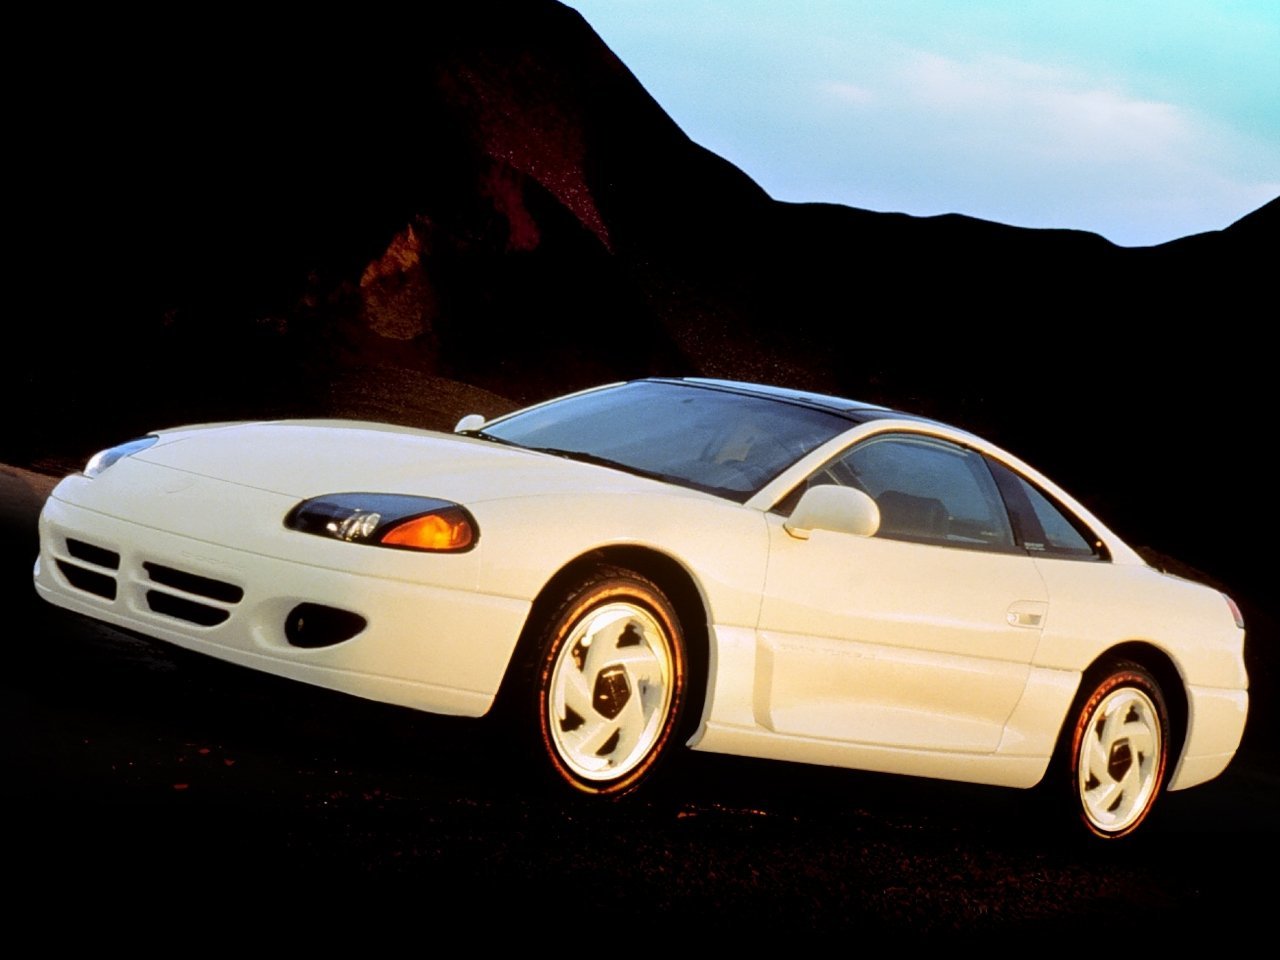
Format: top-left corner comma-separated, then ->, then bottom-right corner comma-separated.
534,570 -> 688,797
1067,662 -> 1169,839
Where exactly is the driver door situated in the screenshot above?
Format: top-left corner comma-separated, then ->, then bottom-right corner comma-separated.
755,434 -> 1048,753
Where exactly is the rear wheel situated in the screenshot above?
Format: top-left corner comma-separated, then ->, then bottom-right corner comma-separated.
533,569 -> 687,797
1067,662 -> 1169,839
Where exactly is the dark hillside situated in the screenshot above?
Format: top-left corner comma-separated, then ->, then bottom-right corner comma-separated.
9,1 -> 1275,657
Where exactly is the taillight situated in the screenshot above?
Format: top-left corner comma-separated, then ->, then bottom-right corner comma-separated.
1222,593 -> 1245,630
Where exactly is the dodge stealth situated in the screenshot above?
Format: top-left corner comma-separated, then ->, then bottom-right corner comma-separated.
33,378 -> 1248,838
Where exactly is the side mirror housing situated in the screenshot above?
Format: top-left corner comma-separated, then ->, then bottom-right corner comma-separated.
784,485 -> 881,540
454,413 -> 487,434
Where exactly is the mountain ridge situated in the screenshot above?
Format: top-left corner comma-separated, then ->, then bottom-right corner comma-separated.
9,0 -> 1274,612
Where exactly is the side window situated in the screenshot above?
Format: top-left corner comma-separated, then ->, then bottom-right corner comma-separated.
987,459 -> 1107,561
794,434 -> 1017,552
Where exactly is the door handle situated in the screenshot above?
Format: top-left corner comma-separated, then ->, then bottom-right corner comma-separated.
1006,600 -> 1048,628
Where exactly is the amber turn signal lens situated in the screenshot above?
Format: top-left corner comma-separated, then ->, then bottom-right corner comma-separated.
379,512 -> 474,551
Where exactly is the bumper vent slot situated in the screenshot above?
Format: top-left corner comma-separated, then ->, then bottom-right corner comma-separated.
141,561 -> 242,627
144,563 -> 243,603
66,538 -> 120,570
57,561 -> 117,600
146,591 -> 231,626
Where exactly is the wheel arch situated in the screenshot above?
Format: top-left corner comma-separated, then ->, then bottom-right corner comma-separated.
1057,641 -> 1189,777
491,544 -> 713,734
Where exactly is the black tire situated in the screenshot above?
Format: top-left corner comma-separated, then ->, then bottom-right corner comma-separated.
1066,661 -> 1169,839
530,567 -> 688,797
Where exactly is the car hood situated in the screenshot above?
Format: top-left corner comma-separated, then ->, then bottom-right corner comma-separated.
133,420 -> 703,503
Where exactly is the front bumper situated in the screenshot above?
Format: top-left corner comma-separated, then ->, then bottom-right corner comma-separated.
36,488 -> 530,718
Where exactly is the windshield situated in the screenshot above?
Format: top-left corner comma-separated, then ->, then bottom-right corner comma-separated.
479,381 -> 851,501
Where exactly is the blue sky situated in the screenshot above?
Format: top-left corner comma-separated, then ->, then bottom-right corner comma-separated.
567,1 -> 1279,246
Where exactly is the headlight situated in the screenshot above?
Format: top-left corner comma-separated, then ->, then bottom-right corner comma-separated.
84,436 -> 159,478
284,493 -> 477,552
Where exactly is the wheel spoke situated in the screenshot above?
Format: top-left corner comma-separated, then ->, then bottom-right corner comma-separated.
581,716 -> 624,759
554,661 -> 595,722
611,645 -> 664,685
580,614 -> 631,679
1087,777 -> 1122,815
561,713 -> 618,766
608,686 -> 651,765
1118,755 -> 1145,801
1120,718 -> 1154,755
1087,736 -> 1110,777
1098,705 -> 1126,752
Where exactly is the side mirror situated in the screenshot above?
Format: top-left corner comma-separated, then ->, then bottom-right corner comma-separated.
784,485 -> 881,540
454,413 -> 486,434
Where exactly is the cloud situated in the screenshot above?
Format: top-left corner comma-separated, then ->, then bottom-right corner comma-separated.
799,48 -> 1279,242
822,81 -> 875,106
898,52 -> 1194,164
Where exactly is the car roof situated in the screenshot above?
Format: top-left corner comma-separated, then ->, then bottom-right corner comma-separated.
647,377 -> 945,427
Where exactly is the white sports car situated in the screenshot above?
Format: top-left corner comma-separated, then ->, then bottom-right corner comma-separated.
33,378 -> 1248,838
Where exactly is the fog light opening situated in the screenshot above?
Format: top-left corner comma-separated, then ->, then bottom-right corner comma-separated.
285,603 -> 368,648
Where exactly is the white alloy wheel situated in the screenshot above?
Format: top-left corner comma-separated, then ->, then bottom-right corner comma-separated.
536,573 -> 686,796
1069,664 -> 1169,839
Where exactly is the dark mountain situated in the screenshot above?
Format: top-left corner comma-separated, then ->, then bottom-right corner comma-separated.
10,1 -> 1275,642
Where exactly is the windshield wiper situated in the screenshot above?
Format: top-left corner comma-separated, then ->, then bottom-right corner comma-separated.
526,446 -> 685,486
459,429 -> 521,447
